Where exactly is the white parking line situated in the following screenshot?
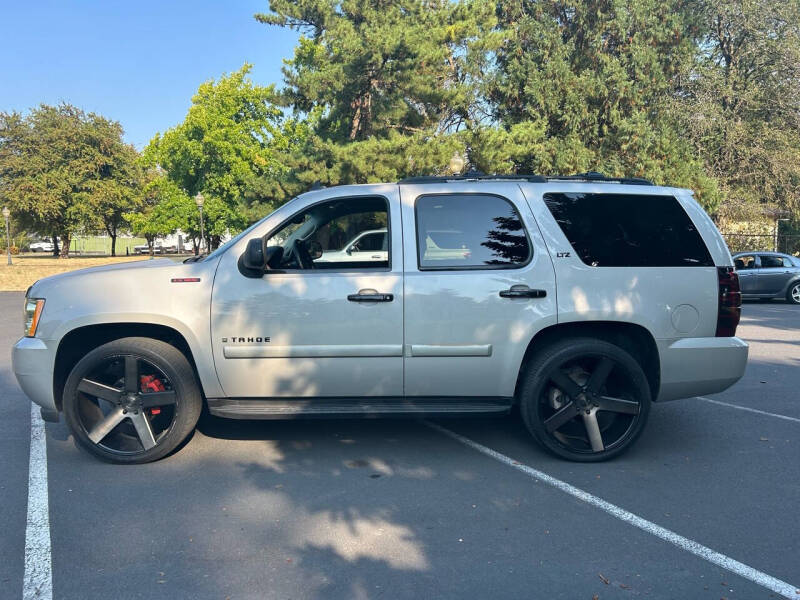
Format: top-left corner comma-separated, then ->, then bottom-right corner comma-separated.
23,404 -> 52,600
426,421 -> 800,599
697,396 -> 800,424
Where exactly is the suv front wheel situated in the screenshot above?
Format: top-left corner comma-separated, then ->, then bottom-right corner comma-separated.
63,337 -> 203,464
519,338 -> 651,462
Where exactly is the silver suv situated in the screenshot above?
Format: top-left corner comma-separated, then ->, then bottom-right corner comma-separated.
12,173 -> 748,463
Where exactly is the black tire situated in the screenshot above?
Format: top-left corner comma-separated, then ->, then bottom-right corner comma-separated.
63,337 -> 202,464
518,337 -> 651,462
787,282 -> 800,305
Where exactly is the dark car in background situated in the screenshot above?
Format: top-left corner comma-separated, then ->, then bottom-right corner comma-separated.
732,251 -> 800,304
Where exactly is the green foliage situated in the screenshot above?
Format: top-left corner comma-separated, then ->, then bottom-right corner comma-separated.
256,0 -> 494,141
127,174 -> 189,244
673,0 -> 800,221
0,104 -> 141,256
144,64 -> 292,247
484,0 -> 719,209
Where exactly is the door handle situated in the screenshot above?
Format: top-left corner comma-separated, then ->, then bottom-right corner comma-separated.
499,285 -> 547,299
348,288 -> 394,302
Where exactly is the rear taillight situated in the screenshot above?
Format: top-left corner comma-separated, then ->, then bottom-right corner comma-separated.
716,266 -> 741,337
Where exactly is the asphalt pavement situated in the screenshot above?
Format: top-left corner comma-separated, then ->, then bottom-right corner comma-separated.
1,291 -> 798,599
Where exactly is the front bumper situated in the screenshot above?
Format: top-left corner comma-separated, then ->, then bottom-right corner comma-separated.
11,336 -> 57,412
656,336 -> 748,401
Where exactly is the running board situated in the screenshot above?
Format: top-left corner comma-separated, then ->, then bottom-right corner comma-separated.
206,397 -> 513,420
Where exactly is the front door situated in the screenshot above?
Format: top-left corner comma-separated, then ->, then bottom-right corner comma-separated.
756,254 -> 791,295
399,182 -> 557,399
210,189 -> 403,398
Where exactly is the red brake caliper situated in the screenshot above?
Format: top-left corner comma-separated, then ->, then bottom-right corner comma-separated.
139,375 -> 166,415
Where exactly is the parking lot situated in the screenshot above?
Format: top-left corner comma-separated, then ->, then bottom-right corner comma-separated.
1,291 -> 798,600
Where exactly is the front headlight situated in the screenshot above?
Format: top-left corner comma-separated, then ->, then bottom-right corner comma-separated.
24,298 -> 45,337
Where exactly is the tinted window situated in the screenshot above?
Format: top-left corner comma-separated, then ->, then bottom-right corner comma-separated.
415,194 -> 531,269
543,193 -> 713,267
759,255 -> 784,269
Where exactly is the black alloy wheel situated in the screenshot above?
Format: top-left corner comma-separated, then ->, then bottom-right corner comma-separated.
519,338 -> 651,462
63,337 -> 202,464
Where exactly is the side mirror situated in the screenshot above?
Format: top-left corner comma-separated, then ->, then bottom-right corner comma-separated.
242,237 -> 266,271
239,237 -> 284,278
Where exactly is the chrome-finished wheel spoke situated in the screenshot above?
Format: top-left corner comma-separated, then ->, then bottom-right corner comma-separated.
129,412 -> 157,450
586,357 -> 614,393
549,370 -> 582,399
597,396 -> 640,415
582,410 -> 605,452
544,401 -> 579,433
124,356 -> 139,393
140,391 -> 177,408
78,378 -> 121,402
87,407 -> 126,444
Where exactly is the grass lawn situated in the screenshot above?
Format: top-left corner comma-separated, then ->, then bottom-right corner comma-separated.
0,255 -> 148,291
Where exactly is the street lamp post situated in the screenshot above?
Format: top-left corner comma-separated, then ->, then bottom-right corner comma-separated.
2,207 -> 11,266
195,193 -> 205,255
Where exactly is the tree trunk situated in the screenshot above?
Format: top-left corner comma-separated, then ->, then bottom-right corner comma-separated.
59,232 -> 70,258
110,234 -> 117,257
52,232 -> 60,257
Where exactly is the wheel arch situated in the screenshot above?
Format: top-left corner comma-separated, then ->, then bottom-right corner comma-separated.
514,321 -> 661,401
783,276 -> 800,296
53,323 -> 206,411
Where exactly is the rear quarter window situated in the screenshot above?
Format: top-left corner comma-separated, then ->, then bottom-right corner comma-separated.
543,192 -> 714,267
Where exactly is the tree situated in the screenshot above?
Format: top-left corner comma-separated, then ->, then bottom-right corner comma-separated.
127,173 -> 188,256
257,0 -> 494,143
0,104 -> 141,257
674,0 -> 800,223
80,126 -> 143,256
484,0 -> 719,209
144,64 -> 290,248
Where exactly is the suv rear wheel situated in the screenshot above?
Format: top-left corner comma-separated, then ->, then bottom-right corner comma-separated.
63,337 -> 202,464
519,338 -> 651,462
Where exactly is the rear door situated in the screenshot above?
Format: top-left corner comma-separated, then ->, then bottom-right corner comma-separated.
400,182 -> 557,399
734,254 -> 759,294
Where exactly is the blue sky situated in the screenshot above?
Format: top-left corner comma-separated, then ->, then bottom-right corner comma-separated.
0,0 -> 299,149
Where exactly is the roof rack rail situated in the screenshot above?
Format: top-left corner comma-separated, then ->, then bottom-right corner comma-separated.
397,171 -> 653,186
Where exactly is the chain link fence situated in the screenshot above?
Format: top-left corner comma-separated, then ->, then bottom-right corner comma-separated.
721,233 -> 800,256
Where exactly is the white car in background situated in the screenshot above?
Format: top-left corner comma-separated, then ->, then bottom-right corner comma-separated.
315,228 -> 388,263
29,240 -> 55,253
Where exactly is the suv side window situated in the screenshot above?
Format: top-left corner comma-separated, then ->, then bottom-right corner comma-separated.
544,192 -> 714,267
266,196 -> 390,270
734,255 -> 757,270
415,194 -> 532,270
759,255 -> 784,269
